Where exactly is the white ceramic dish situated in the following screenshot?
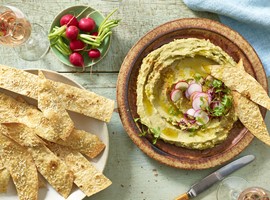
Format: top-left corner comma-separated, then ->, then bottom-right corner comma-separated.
0,69 -> 109,200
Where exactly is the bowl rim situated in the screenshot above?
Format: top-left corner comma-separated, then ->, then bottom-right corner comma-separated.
117,17 -> 268,169
49,5 -> 112,68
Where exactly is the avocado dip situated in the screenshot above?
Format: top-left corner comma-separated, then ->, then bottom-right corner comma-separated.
136,38 -> 238,150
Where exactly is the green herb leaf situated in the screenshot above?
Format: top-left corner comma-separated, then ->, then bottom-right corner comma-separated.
221,95 -> 232,108
139,130 -> 147,137
212,106 -> 225,116
134,118 -> 140,122
150,127 -> 161,144
212,79 -> 223,88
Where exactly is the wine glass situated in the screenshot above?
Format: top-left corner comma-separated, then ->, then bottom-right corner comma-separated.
0,5 -> 49,61
217,176 -> 270,200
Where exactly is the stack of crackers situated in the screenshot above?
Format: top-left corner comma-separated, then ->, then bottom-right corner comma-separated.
0,65 -> 114,199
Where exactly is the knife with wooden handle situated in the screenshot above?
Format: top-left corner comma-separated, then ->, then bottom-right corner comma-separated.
174,155 -> 255,200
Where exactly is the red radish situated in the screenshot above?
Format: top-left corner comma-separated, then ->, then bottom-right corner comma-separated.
69,52 -> 84,67
174,81 -> 188,90
192,96 -> 209,110
88,49 -> 101,58
187,83 -> 202,96
78,17 -> 96,32
60,14 -> 79,27
194,110 -> 209,125
170,89 -> 183,102
65,25 -> 79,40
69,40 -> 85,51
91,32 -> 98,36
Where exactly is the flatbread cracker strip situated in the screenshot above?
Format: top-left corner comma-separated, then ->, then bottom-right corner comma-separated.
232,91 -> 270,145
48,142 -> 112,197
0,93 -> 60,142
55,129 -> 105,159
210,64 -> 270,110
0,65 -> 115,122
0,132 -> 38,200
0,123 -> 74,198
38,71 -> 74,140
2,123 -> 46,147
30,146 -> 74,198
0,158 -> 10,193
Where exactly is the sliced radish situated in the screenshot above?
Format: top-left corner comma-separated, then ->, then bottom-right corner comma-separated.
187,83 -> 202,96
186,108 -> 196,117
174,81 -> 189,90
192,96 -> 209,110
185,89 -> 190,99
190,91 -> 200,101
194,110 -> 210,125
192,92 -> 212,104
170,89 -> 183,102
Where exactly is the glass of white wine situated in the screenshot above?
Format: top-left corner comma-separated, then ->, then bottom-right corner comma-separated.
217,176 -> 270,200
0,5 -> 49,61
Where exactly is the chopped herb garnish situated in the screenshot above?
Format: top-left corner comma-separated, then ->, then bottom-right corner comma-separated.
134,117 -> 140,122
212,106 -> 225,116
139,130 -> 148,137
150,127 -> 161,144
212,79 -> 223,88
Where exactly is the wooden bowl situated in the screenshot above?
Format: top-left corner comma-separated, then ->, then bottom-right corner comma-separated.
117,18 -> 268,169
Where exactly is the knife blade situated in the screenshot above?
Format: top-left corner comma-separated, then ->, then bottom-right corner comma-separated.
174,155 -> 255,200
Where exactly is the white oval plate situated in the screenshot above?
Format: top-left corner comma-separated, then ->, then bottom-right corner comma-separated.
0,69 -> 109,200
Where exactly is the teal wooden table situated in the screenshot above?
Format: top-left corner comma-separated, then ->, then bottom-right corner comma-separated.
0,0 -> 269,199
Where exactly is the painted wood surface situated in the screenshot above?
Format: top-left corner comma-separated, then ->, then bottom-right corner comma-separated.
0,0 -> 269,200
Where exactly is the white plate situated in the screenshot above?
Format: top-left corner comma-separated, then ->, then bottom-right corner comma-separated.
0,69 -> 109,200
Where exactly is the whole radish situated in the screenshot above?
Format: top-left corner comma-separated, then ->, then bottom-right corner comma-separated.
60,14 -> 79,27
65,26 -> 79,41
88,49 -> 101,58
91,32 -> 98,36
69,40 -> 85,51
78,17 -> 96,32
69,52 -> 84,67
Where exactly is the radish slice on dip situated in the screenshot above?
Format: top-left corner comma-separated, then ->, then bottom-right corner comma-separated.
186,108 -> 196,117
192,92 -> 212,104
192,96 -> 209,110
174,81 -> 189,90
187,83 -> 202,96
170,89 -> 183,102
190,91 -> 200,101
185,89 -> 190,99
194,110 -> 209,125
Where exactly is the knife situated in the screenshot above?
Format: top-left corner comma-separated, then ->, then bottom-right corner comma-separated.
174,154 -> 255,200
